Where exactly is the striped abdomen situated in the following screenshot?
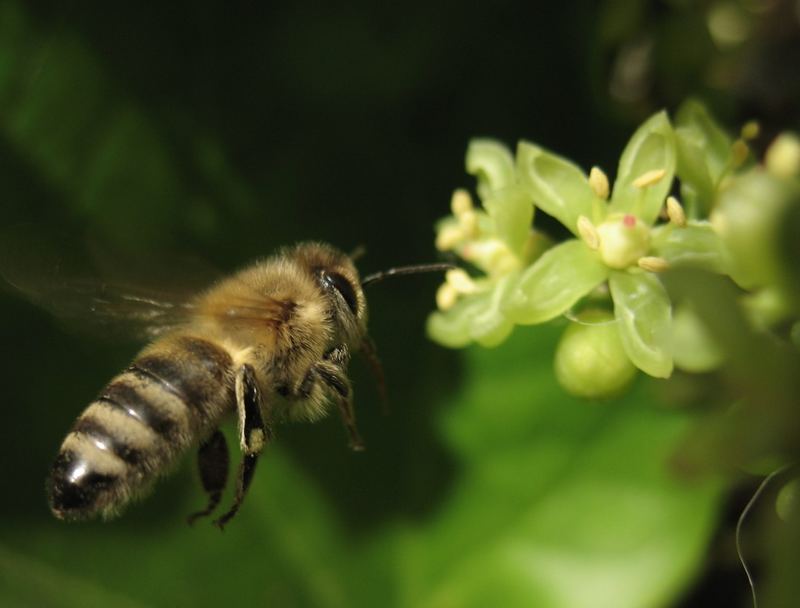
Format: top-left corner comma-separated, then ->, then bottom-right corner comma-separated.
48,335 -> 235,520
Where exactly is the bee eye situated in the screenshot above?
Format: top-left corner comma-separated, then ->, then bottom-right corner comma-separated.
320,271 -> 359,314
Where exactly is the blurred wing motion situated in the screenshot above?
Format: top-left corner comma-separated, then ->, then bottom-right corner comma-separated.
0,228 -> 285,340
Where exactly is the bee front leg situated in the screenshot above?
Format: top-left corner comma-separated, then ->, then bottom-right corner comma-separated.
318,346 -> 364,452
213,364 -> 271,530
187,429 -> 229,525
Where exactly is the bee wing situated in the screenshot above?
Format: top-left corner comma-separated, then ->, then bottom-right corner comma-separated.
0,226 -> 288,341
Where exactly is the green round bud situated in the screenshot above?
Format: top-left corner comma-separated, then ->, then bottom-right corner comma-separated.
554,309 -> 638,399
596,213 -> 651,269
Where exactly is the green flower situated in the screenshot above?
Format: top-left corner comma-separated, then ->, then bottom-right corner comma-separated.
429,111 -> 731,382
506,111 -> 732,378
427,140 -> 544,347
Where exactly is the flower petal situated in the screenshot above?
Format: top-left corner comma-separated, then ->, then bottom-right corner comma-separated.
609,270 -> 673,378
516,141 -> 596,235
503,240 -> 608,325
675,99 -> 733,183
469,273 -> 517,347
651,222 -> 729,273
427,293 -> 491,348
466,139 -> 516,201
609,111 -> 676,225
482,186 -> 534,257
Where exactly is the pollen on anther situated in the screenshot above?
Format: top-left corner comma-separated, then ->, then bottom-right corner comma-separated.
435,224 -> 463,251
622,214 -> 636,228
666,196 -> 686,227
589,166 -> 610,200
436,283 -> 458,310
638,256 -> 670,272
446,268 -> 478,293
451,189 -> 473,216
632,168 -> 666,188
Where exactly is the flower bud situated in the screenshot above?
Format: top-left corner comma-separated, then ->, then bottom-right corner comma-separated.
554,310 -> 637,399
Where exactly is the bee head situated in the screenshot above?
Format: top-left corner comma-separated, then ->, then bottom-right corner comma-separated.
291,242 -> 368,345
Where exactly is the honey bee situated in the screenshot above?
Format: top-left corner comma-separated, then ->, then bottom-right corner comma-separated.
2,240 -> 449,528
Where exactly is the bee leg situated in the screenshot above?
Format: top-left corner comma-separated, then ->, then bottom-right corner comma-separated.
213,364 -> 270,530
318,346 -> 364,451
333,391 -> 364,452
187,430 -> 229,525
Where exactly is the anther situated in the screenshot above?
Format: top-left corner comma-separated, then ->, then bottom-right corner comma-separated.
589,167 -> 610,200
632,168 -> 667,188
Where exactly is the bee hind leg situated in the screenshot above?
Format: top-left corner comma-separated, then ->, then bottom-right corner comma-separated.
187,429 -> 229,526
213,364 -> 271,530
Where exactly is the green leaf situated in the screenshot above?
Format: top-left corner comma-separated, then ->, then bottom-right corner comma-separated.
609,111 -> 676,226
651,222 -> 729,273
466,139 -> 516,201
395,325 -> 722,608
504,240 -> 608,325
482,187 -> 535,256
1,447 -> 350,607
609,270 -> 673,378
516,141 -> 596,235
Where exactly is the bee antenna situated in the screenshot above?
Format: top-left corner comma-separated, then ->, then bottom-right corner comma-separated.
361,263 -> 454,287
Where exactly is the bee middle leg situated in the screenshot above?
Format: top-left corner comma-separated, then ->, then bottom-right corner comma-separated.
308,345 -> 364,451
187,429 -> 229,525
213,363 -> 271,530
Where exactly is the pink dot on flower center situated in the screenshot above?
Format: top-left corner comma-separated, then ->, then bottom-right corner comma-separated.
623,214 -> 636,228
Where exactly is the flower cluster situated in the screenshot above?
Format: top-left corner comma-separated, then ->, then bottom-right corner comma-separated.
428,104 -> 750,397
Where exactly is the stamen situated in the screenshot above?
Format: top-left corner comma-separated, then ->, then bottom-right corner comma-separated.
446,268 -> 479,294
450,189 -> 473,216
457,209 -> 479,238
436,283 -> 458,310
632,168 -> 667,188
435,224 -> 463,251
666,196 -> 686,227
732,140 -> 749,168
740,121 -> 759,141
589,166 -> 610,200
638,256 -> 670,272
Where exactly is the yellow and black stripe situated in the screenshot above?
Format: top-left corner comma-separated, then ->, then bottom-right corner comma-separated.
48,336 -> 235,520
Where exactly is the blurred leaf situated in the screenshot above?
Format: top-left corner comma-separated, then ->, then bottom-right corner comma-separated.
1,447 -> 351,607
0,1 -> 255,249
386,325 -> 722,608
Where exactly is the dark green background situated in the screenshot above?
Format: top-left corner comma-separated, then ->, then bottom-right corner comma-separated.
0,1 -> 795,607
